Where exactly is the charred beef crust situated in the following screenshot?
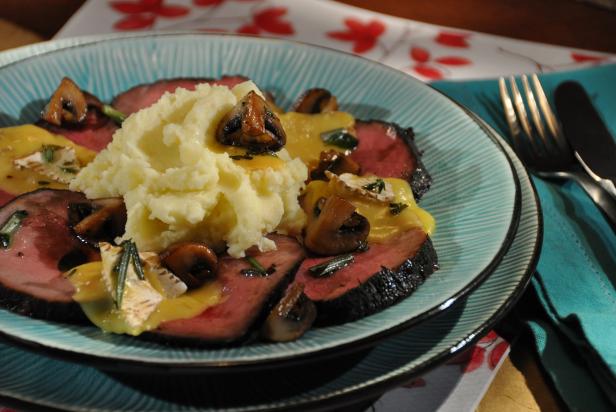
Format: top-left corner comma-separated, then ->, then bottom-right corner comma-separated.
314,237 -> 438,326
143,260 -> 301,347
0,285 -> 87,323
356,120 -> 432,200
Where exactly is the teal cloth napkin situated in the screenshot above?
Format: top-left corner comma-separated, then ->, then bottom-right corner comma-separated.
432,63 -> 616,411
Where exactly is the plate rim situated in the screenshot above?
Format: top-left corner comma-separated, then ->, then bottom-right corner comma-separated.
0,32 -> 521,370
0,110 -> 543,412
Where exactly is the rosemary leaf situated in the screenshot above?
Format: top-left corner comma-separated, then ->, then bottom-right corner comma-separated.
320,128 -> 358,150
41,145 -> 59,163
0,210 -> 28,249
102,105 -> 127,125
362,178 -> 385,193
389,202 -> 408,215
127,241 -> 145,280
113,241 -> 131,309
230,154 -> 254,160
308,254 -> 354,278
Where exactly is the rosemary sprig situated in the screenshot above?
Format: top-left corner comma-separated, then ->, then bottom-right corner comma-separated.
241,256 -> 276,276
389,202 -> 408,215
320,128 -> 358,150
41,145 -> 60,163
308,254 -> 354,278
230,154 -> 254,160
0,210 -> 28,249
362,178 -> 385,193
102,105 -> 127,125
127,241 -> 145,280
113,241 -> 131,309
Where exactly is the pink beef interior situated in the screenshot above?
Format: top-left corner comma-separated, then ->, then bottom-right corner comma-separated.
295,228 -> 427,302
0,190 -> 93,302
157,235 -> 304,342
351,121 -> 417,178
112,76 -> 249,115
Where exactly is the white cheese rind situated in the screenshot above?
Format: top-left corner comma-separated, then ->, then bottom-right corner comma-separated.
14,146 -> 80,183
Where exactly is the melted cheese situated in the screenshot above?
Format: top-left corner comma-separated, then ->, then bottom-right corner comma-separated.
0,125 -> 95,194
67,261 -> 222,336
302,177 -> 435,243
280,111 -> 355,165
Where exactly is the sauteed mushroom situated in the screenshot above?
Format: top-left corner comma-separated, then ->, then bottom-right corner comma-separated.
160,242 -> 218,289
41,77 -> 88,126
216,91 -> 286,153
309,150 -> 361,181
292,88 -> 338,114
305,195 -> 370,255
69,198 -> 126,246
261,283 -> 317,342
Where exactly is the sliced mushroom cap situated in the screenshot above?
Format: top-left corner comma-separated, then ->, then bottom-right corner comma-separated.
261,283 -> 317,342
304,195 -> 370,255
41,77 -> 88,126
160,242 -> 218,289
216,91 -> 286,153
309,150 -> 361,181
68,198 -> 126,246
292,88 -> 338,114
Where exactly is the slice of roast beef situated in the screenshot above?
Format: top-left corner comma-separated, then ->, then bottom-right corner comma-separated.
352,120 -> 432,200
294,228 -> 438,325
112,76 -> 249,115
0,189 -> 97,322
155,235 -> 304,344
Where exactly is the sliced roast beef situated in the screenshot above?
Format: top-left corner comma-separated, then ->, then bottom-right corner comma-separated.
294,228 -> 438,325
352,120 -> 432,200
0,189 -> 99,322
0,189 -> 14,207
155,235 -> 304,344
112,76 -> 249,115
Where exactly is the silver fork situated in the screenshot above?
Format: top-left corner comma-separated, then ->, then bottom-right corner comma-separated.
498,74 -> 616,230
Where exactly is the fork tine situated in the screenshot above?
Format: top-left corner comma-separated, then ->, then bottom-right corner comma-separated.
508,76 -> 533,139
530,74 -> 571,154
498,77 -> 522,150
521,75 -> 548,148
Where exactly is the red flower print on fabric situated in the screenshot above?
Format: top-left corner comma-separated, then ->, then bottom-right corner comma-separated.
571,52 -> 608,63
409,46 -> 471,79
478,330 -> 498,344
462,345 -> 486,373
237,7 -> 295,36
435,32 -> 470,48
488,341 -> 509,369
110,0 -> 190,30
327,18 -> 386,54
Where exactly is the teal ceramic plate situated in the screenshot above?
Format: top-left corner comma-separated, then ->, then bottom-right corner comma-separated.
0,110 -> 540,411
0,34 -> 519,370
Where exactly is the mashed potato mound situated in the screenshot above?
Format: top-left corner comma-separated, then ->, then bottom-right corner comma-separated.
70,81 -> 307,257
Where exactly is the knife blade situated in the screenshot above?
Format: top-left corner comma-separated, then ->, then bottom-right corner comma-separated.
555,81 -> 616,198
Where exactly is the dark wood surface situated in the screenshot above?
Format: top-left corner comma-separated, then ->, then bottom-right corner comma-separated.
2,0 -> 615,53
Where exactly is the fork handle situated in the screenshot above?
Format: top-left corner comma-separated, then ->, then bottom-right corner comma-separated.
568,170 -> 616,233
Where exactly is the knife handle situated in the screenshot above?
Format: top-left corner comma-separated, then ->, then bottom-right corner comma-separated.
569,169 -> 616,234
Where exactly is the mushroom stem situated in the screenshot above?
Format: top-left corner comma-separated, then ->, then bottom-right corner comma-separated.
41,77 -> 88,126
309,150 -> 361,181
304,195 -> 370,255
261,283 -> 317,342
160,242 -> 218,289
292,88 -> 338,114
69,198 -> 126,246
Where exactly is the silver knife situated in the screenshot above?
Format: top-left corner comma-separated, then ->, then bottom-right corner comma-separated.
554,81 -> 616,199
